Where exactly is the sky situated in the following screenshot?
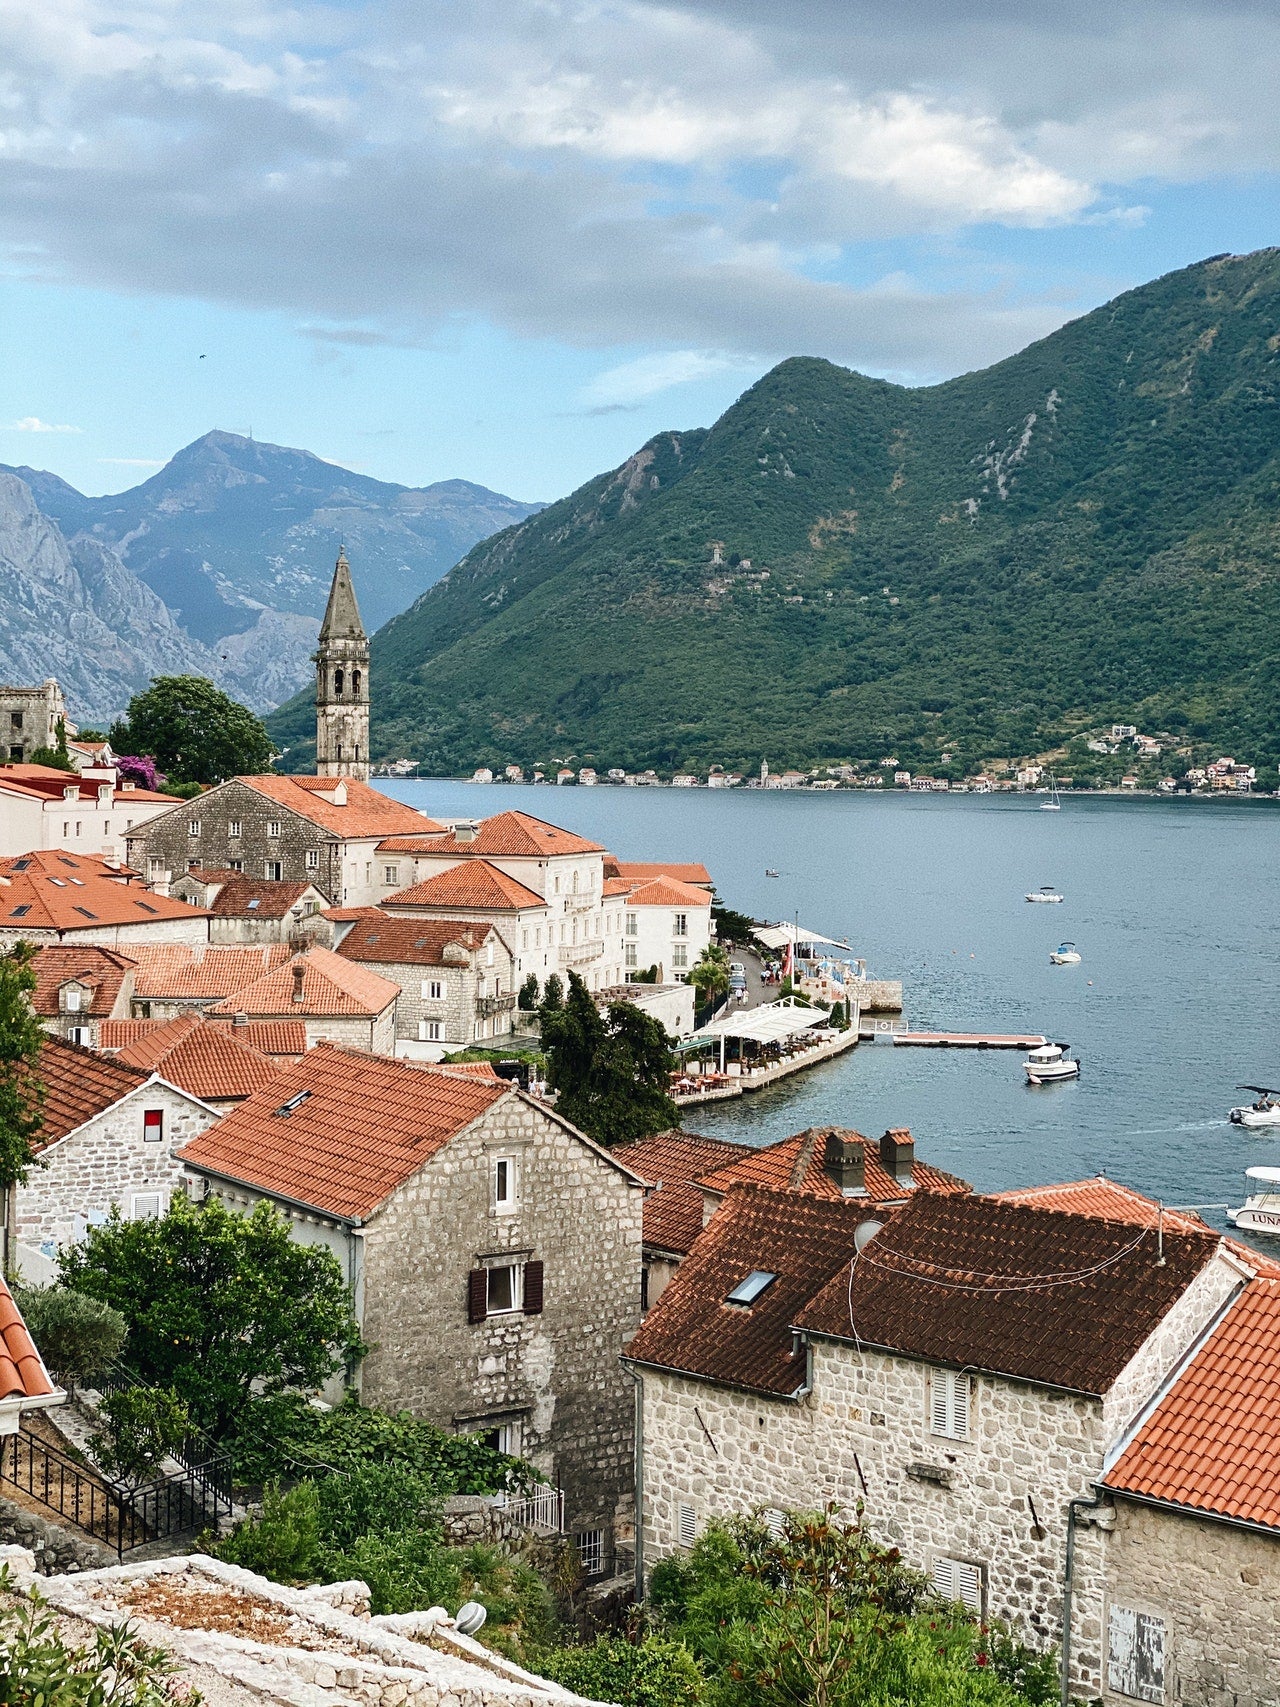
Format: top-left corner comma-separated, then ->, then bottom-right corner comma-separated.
3,0 -> 1280,501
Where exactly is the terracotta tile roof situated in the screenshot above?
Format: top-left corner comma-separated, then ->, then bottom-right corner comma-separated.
795,1193 -> 1220,1396
0,869 -> 199,933
385,860 -> 546,912
29,945 -> 136,1017
2,850 -> 136,882
614,1130 -> 752,1255
611,861 -> 713,887
205,1018 -> 309,1058
430,811 -> 605,858
627,1186 -> 876,1396
335,915 -> 497,967
624,876 -> 715,909
0,1273 -> 56,1402
240,775 -> 440,839
0,765 -> 175,806
323,906 -> 383,923
206,878 -> 318,919
1104,1278 -> 1280,1529
99,1019 -> 169,1049
423,1061 -> 503,1081
177,1044 -> 511,1219
36,1033 -> 150,1145
602,877 -> 637,897
375,833 -> 453,854
126,943 -> 291,1000
206,945 -> 398,1018
114,1012 -> 279,1102
697,1128 -> 970,1208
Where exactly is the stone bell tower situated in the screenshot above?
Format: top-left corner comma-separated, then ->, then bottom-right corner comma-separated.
314,548 -> 370,780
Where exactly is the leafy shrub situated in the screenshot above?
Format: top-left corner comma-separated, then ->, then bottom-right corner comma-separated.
537,1636 -> 704,1707
314,1462 -> 439,1552
15,1285 -> 127,1389
320,1528 -> 462,1618
215,1481 -> 321,1583
89,1386 -> 191,1489
0,1572 -> 193,1705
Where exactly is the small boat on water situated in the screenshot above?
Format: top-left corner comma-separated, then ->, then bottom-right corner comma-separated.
1227,1167 -> 1280,1235
1039,775 -> 1062,811
765,868 -> 781,878
1024,1042 -> 1080,1084
1026,885 -> 1064,903
1049,942 -> 1081,965
1228,1085 -> 1280,1129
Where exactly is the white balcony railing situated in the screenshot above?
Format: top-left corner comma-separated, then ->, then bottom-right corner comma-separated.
495,1485 -> 565,1534
559,939 -> 604,967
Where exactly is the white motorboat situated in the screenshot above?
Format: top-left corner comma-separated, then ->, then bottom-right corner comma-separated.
1049,942 -> 1081,965
1227,1167 -> 1280,1235
1039,775 -> 1062,811
1228,1085 -> 1280,1129
1026,885 -> 1064,903
1024,1042 -> 1080,1084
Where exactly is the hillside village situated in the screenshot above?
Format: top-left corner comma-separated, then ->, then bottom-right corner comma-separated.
0,555 -> 1278,1707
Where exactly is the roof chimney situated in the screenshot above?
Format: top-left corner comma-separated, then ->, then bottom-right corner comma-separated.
232,1010 -> 248,1028
823,1130 -> 866,1197
291,961 -> 306,1003
878,1128 -> 915,1188
454,820 -> 479,844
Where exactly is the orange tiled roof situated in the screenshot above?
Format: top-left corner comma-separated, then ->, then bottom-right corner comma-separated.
375,833 -> 453,854
697,1128 -> 970,1208
430,811 -> 604,858
29,945 -> 136,1017
614,1129 -> 754,1255
336,915 -> 497,967
611,861 -> 713,887
126,943 -> 291,1000
0,1273 -> 56,1402
1104,1278 -> 1280,1530
36,1034 -> 150,1144
177,1044 -> 511,1218
206,1018 -> 309,1058
0,764 -> 175,806
0,869 -> 199,933
115,1012 -> 279,1102
624,876 -> 716,909
602,877 -> 636,897
206,945 -> 398,1018
385,860 -> 546,912
205,878 -> 318,919
2,850 -> 137,882
240,775 -> 438,839
424,1060 -> 503,1082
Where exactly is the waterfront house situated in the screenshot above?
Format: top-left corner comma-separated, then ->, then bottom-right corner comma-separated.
615,875 -> 713,983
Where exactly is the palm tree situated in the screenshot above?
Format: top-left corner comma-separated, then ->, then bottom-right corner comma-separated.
688,945 -> 730,1012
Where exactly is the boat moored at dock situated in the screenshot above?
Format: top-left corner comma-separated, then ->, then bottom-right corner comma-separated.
1024,1042 -> 1080,1084
1227,1168 -> 1280,1235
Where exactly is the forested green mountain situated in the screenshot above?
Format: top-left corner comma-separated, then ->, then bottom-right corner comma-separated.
269,250 -> 1280,775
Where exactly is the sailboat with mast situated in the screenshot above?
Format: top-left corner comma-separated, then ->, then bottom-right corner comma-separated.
1040,774 -> 1062,811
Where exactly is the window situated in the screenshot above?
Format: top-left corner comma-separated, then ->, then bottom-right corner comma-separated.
63,987 -> 82,1012
493,1156 -> 517,1213
306,849 -> 319,870
575,1530 -> 603,1576
188,819 -> 201,836
8,905 -> 30,919
352,669 -> 361,698
931,1558 -> 984,1613
468,1259 -> 543,1321
674,912 -> 688,937
365,862 -> 372,884
678,1503 -> 698,1549
334,667 -> 344,698
480,1419 -> 520,1455
1107,1607 -> 1165,1703
672,943 -> 688,969
930,1369 -> 971,1440
486,940 -> 494,966
10,711 -> 21,731
67,1025 -> 90,1046
148,858 -> 163,877
726,1270 -> 776,1306
535,927 -> 542,948
264,861 -> 283,881
384,865 -> 399,885
554,874 -> 561,894
522,930 -> 529,950
420,979 -> 442,1000
266,820 -> 281,838
130,1192 -> 163,1221
228,820 -> 242,838
486,1264 -> 521,1314
625,943 -> 637,968
229,860 -> 244,873
626,912 -> 637,936
143,1108 -> 164,1143
571,869 -> 579,893
762,1508 -> 787,1540
418,1020 -> 443,1041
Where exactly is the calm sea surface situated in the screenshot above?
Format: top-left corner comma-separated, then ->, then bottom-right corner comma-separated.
376,781 -> 1280,1237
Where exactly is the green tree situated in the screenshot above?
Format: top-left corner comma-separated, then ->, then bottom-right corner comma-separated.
541,972 -> 678,1147
538,1637 -> 704,1707
58,1195 -> 365,1439
109,675 -> 273,785
540,972 -> 564,1013
89,1386 -> 191,1490
518,973 -> 541,1011
709,894 -> 756,946
688,946 -> 730,1011
28,717 -> 75,773
14,1285 -> 126,1389
0,941 -> 45,1268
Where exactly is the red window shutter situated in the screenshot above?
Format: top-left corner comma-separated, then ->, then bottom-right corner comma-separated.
523,1259 -> 544,1315
468,1268 -> 488,1323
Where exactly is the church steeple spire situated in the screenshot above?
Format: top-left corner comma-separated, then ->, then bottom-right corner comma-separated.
314,548 -> 370,780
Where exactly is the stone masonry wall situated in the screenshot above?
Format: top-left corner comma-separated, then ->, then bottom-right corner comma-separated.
127,780 -> 343,903
13,1081 -> 216,1258
640,1347 -> 1115,1694
1102,1253 -> 1245,1437
1102,1499 -> 1280,1707
0,1492 -> 116,1573
366,946 -> 518,1051
359,1095 -> 644,1567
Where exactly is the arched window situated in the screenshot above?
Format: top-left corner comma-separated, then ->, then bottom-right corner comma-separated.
572,870 -> 579,893
334,668 -> 344,697
352,669 -> 361,698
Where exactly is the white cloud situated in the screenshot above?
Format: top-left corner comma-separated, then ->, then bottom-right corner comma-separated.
5,416 -> 82,433
581,350 -> 751,407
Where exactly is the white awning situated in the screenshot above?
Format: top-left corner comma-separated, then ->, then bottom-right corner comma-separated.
754,922 -> 853,952
692,999 -> 830,1044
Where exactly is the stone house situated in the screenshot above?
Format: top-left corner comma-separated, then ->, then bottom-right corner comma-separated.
378,861 -> 553,995
170,870 -> 330,944
108,1012 -> 282,1110
125,774 -> 437,907
623,1183 -> 1255,1698
101,1015 -> 308,1066
0,1274 -> 62,1435
28,943 -> 137,1046
0,761 -> 180,863
333,914 -> 517,1059
0,677 -> 71,764
205,945 -> 398,1052
0,851 -> 210,948
9,1034 -> 218,1283
614,1126 -> 969,1311
121,943 -> 293,1020
177,1044 -> 646,1578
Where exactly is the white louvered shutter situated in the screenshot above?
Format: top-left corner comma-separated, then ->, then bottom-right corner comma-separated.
931,1558 -> 955,1599
955,1561 -> 983,1612
931,1371 -> 951,1435
678,1503 -> 697,1548
952,1372 -> 970,1440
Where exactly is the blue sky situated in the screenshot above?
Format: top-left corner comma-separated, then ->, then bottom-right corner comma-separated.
3,0 -> 1279,501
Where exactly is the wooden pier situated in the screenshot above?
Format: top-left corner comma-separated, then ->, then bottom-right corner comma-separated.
892,1031 -> 1046,1049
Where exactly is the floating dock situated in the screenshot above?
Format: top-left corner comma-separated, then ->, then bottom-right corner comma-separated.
892,1031 -> 1047,1049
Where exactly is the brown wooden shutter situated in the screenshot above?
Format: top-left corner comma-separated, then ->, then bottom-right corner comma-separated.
523,1259 -> 544,1315
468,1268 -> 488,1323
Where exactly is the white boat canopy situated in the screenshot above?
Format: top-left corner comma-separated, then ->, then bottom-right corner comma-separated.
754,923 -> 852,951
692,998 -> 831,1045
1244,1166 -> 1280,1183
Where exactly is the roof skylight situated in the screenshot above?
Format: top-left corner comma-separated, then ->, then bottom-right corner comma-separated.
726,1270 -> 777,1306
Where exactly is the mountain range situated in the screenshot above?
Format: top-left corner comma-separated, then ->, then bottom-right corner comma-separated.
269,248 -> 1280,777
0,434 -> 539,725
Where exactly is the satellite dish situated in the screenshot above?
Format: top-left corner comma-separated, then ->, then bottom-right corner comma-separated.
454,1601 -> 488,1636
854,1219 -> 884,1254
